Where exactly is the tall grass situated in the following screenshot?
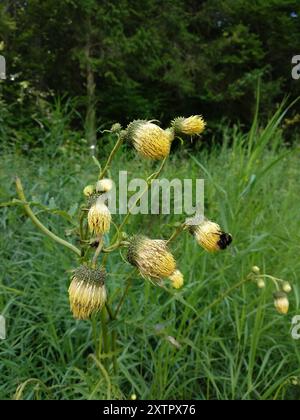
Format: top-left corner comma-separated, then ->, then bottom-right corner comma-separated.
0,106 -> 300,400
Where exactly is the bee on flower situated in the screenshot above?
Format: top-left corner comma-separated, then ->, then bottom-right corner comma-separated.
189,218 -> 232,252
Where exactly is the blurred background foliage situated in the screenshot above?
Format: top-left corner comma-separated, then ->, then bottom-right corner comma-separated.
0,0 -> 300,150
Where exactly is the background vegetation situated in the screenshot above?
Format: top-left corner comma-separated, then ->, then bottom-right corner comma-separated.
0,0 -> 300,400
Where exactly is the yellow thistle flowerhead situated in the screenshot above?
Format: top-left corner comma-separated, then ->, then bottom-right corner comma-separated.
88,198 -> 111,235
189,219 -> 232,252
127,235 -> 176,280
83,184 -> 95,197
172,115 -> 206,136
96,178 -> 113,193
273,291 -> 289,315
169,269 -> 184,289
68,265 -> 107,320
126,120 -> 174,160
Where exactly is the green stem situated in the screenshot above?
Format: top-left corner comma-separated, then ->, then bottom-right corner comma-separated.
166,223 -> 186,245
105,302 -> 114,321
188,277 -> 250,330
100,308 -> 109,370
111,157 -> 167,246
91,235 -> 103,268
111,330 -> 117,374
98,132 -> 125,180
114,277 -> 132,319
15,177 -> 81,257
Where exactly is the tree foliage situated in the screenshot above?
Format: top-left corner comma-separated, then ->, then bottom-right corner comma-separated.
0,0 -> 299,137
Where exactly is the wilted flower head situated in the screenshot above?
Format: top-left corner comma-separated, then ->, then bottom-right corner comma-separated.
172,115 -> 206,136
126,120 -> 174,160
273,291 -> 289,315
189,219 -> 232,252
88,198 -> 111,235
127,235 -> 177,280
96,178 -> 113,193
83,184 -> 95,197
169,269 -> 184,289
69,265 -> 107,320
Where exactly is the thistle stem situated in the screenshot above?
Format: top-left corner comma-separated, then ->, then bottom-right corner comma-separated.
111,330 -> 118,374
98,132 -> 125,180
166,223 -> 186,245
15,177 -> 81,257
91,235 -> 103,267
114,277 -> 132,318
112,157 -> 167,244
100,308 -> 109,370
188,277 -> 250,330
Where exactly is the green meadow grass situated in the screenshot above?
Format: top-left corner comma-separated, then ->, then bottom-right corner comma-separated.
0,107 -> 300,400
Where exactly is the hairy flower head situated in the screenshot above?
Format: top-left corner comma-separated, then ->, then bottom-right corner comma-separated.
96,178 -> 113,193
169,269 -> 184,289
172,115 -> 206,136
69,265 -> 107,320
189,219 -> 232,252
88,198 -> 111,234
127,235 -> 177,279
273,291 -> 289,315
126,120 -> 174,160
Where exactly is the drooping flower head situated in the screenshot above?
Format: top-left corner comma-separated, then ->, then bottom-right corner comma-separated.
189,219 -> 232,252
273,291 -> 289,315
171,115 -> 206,136
88,197 -> 111,235
127,235 -> 183,288
127,235 -> 176,278
126,120 -> 174,160
69,265 -> 107,320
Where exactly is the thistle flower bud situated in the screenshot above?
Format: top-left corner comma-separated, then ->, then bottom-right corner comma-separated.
83,184 -> 95,197
189,219 -> 232,252
257,279 -> 266,289
110,122 -> 122,133
273,292 -> 289,315
252,266 -> 260,275
172,115 -> 206,136
96,178 -> 113,193
68,265 -> 107,320
282,281 -> 292,294
169,269 -> 184,289
88,198 -> 111,234
126,120 -> 174,160
127,235 -> 176,280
